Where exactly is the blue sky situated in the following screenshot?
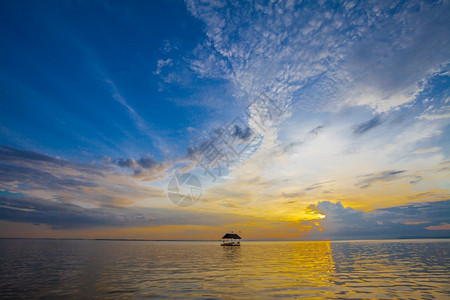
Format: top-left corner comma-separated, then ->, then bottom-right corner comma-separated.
0,0 -> 449,239
0,0 -> 217,161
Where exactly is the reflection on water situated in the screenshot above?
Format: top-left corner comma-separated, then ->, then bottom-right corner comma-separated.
215,241 -> 335,298
0,239 -> 448,298
330,240 -> 450,299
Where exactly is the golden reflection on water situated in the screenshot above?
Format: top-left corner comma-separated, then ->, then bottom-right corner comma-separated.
0,239 -> 449,298
210,241 -> 336,298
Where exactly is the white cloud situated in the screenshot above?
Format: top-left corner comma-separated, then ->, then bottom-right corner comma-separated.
185,0 -> 449,114
153,58 -> 173,75
103,79 -> 168,153
419,113 -> 450,120
180,0 -> 450,214
413,147 -> 441,154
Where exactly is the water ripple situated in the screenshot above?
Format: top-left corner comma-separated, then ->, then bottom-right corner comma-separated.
0,239 -> 448,298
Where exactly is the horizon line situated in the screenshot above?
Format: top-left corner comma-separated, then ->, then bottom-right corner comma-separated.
1,237 -> 449,242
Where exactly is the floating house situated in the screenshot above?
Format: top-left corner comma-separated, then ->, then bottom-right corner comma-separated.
221,233 -> 241,246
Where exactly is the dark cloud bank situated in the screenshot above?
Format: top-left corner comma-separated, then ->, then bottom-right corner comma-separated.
0,194 -> 254,230
1,190 -> 448,240
304,200 -> 450,240
0,144 -> 448,239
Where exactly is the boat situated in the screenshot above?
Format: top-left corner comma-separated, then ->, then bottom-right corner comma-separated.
221,233 -> 241,246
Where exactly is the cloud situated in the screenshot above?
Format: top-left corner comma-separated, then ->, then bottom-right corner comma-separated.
426,223 -> 450,230
179,113 -> 266,182
0,163 -> 98,190
186,0 -> 450,114
181,1 -> 450,203
283,124 -> 327,153
341,2 -> 450,112
114,155 -> 164,172
109,155 -> 168,181
0,145 -> 105,193
0,146 -> 287,233
353,169 -> 424,189
102,79 -> 168,154
419,112 -> 450,120
356,170 -> 406,189
137,156 -> 159,169
282,192 -> 303,199
105,79 -> 148,132
0,194 -> 261,230
302,200 -> 450,239
154,58 -> 173,75
413,147 -> 441,154
115,158 -> 139,169
230,124 -> 252,141
0,145 -> 165,207
304,180 -> 336,192
0,146 -> 273,230
0,144 -> 69,167
353,115 -> 382,135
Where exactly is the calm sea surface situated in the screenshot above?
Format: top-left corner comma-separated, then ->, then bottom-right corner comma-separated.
0,239 -> 449,299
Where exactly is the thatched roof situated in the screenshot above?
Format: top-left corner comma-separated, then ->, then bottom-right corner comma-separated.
222,233 -> 241,239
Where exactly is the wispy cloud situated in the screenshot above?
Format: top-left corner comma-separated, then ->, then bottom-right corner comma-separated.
356,170 -> 407,189
413,147 -> 441,154
282,192 -> 304,199
103,79 -> 167,152
426,223 -> 450,230
0,145 -> 165,208
419,112 -> 450,120
304,180 -> 336,192
353,115 -> 383,135
0,194 -> 265,230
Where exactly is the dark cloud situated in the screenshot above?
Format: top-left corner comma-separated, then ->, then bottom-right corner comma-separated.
409,175 -> 423,184
282,192 -> 304,198
230,124 -> 252,141
137,156 -> 159,169
186,122 -> 253,159
0,195 -> 262,229
284,124 -> 327,153
111,155 -> 166,178
356,170 -> 406,189
0,145 -> 66,166
0,145 -> 165,209
0,196 -> 125,229
185,137 -> 213,160
353,115 -> 382,135
304,180 -> 335,191
115,158 -> 138,169
0,147 -> 101,193
302,200 -> 450,240
309,125 -> 325,136
0,163 -> 97,191
283,200 -> 297,204
114,156 -> 160,171
407,191 -> 445,201
0,145 -> 104,177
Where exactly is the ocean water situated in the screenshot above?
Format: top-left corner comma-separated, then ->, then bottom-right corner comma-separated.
0,239 -> 449,299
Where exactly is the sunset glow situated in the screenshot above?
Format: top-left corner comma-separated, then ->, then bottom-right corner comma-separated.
0,0 -> 449,241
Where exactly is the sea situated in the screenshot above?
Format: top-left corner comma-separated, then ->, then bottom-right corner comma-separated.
0,239 -> 449,299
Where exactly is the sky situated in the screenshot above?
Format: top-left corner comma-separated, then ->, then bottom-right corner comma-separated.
0,0 -> 449,240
